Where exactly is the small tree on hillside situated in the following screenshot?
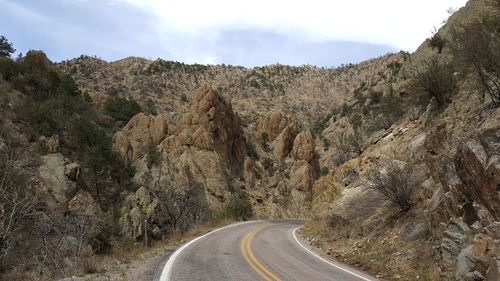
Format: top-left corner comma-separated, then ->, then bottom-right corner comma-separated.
0,36 -> 15,58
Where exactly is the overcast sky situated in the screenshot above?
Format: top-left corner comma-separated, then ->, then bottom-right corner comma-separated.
0,0 -> 467,67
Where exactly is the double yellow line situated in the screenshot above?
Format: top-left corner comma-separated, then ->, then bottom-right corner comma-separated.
240,226 -> 282,281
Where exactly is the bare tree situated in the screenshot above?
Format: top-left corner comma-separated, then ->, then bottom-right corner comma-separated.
0,140 -> 39,267
152,180 -> 203,233
35,209 -> 95,275
368,160 -> 421,212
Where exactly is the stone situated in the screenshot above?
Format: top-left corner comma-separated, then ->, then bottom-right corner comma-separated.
64,163 -> 81,181
39,153 -> 77,204
292,130 -> 316,162
456,246 -> 477,280
46,134 -> 60,153
484,222 -> 500,239
464,271 -> 485,281
400,216 -> 430,242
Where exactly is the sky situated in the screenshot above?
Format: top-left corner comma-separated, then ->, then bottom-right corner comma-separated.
0,0 -> 468,67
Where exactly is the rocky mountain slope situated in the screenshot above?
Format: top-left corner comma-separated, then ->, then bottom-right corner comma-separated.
0,0 -> 498,280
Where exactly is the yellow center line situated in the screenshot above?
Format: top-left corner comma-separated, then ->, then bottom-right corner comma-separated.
240,226 -> 282,281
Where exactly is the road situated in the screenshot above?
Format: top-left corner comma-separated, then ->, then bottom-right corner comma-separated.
160,220 -> 378,281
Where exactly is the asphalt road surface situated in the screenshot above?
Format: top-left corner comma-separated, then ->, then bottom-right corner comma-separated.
160,220 -> 378,281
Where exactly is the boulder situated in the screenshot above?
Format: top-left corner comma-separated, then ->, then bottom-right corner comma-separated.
400,216 -> 431,242
39,134 -> 60,153
64,163 -> 81,181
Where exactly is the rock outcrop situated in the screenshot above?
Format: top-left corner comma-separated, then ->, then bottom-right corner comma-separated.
38,153 -> 78,205
123,85 -> 247,217
113,112 -> 170,164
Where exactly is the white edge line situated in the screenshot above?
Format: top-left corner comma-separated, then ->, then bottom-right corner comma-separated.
292,227 -> 376,281
159,220 -> 260,281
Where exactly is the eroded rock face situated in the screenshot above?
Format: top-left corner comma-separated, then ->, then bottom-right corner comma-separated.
289,131 -> 319,194
455,140 -> 500,219
273,124 -> 298,160
172,84 -> 246,172
126,85 -> 247,215
259,111 -> 296,141
113,112 -> 170,164
292,131 -> 315,162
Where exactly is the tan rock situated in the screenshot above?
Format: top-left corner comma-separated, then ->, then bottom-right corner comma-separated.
113,112 -> 170,164
64,163 -> 81,181
292,130 -> 315,162
259,111 -> 296,141
273,124 -> 298,160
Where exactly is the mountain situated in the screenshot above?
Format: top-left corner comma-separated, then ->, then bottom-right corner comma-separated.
0,0 -> 498,280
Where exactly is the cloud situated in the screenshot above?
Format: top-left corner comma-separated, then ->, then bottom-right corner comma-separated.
119,0 -> 468,50
0,0 -> 467,66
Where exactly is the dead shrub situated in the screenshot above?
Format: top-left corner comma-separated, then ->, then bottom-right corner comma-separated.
368,160 -> 421,212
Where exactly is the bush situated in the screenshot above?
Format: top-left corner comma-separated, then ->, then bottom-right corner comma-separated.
428,33 -> 446,53
261,158 -> 274,175
144,98 -> 157,115
320,167 -> 329,177
368,160 -> 420,212
246,141 -> 258,159
224,194 -> 253,220
89,233 -> 112,255
104,97 -> 140,121
413,58 -> 455,108
15,102 -> 58,137
146,144 -> 160,168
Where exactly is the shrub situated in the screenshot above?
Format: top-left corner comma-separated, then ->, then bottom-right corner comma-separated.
368,160 -> 420,212
320,167 -> 329,177
261,158 -> 274,175
146,144 -> 160,168
144,98 -> 157,115
15,102 -> 58,137
246,141 -> 258,159
89,233 -> 112,255
428,33 -> 446,53
413,58 -> 455,108
104,97 -> 140,121
224,194 -> 253,220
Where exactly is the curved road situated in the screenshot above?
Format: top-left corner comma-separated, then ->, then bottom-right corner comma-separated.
160,220 -> 378,281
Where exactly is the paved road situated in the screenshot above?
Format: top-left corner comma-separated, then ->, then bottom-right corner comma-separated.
160,220 -> 378,281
